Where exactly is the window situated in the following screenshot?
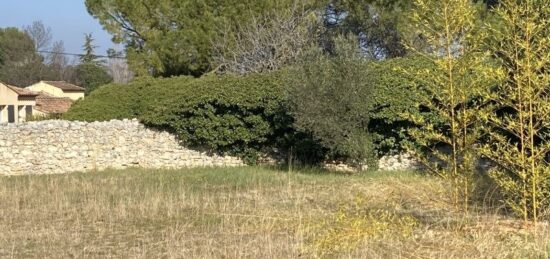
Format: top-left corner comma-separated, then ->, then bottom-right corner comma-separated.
7,105 -> 15,123
25,106 -> 33,120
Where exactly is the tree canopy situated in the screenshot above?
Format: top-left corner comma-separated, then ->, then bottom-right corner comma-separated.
322,0 -> 410,59
0,27 -> 49,86
85,0 -> 321,77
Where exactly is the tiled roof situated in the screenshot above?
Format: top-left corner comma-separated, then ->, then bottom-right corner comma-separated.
5,84 -> 39,97
35,92 -> 74,114
42,81 -> 85,91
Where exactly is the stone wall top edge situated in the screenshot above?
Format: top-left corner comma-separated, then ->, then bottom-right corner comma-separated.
0,118 -> 141,129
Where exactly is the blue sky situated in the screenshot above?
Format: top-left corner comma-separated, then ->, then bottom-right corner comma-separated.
0,0 -> 115,56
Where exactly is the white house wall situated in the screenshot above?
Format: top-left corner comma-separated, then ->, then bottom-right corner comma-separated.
0,83 -> 37,123
0,84 -> 19,105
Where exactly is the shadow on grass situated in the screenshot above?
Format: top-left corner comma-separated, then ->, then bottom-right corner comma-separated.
262,163 -> 424,180
470,171 -> 508,215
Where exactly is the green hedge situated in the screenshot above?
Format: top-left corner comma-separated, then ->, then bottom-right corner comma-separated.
63,76 -> 195,121
141,72 -> 296,161
64,71 -> 323,163
64,56 -> 432,165
367,56 -> 435,155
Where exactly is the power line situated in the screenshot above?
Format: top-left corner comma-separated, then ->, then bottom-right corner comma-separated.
37,50 -> 127,59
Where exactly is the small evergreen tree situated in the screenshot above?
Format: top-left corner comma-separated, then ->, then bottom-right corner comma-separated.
481,0 -> 550,223
75,33 -> 112,93
401,0 -> 501,211
80,33 -> 98,64
75,63 -> 113,94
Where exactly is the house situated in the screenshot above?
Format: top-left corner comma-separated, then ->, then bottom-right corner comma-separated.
0,82 -> 38,123
27,81 -> 85,101
1,80 -> 82,123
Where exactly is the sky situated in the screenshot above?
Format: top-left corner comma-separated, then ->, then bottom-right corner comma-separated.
0,0 -> 116,57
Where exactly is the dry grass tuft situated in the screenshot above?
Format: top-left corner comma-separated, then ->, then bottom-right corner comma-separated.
0,167 -> 548,258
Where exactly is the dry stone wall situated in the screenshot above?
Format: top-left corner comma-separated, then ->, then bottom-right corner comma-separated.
0,119 -> 244,175
379,153 -> 422,172
0,119 -> 422,176
322,154 -> 421,173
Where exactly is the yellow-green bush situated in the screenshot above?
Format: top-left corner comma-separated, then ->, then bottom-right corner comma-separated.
304,195 -> 418,257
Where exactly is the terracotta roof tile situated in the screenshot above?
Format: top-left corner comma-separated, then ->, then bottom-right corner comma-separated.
35,92 -> 74,114
5,84 -> 39,97
42,81 -> 85,91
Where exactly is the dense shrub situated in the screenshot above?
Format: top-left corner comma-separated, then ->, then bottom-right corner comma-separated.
142,72 -> 291,162
64,55 -> 433,165
64,72 -> 324,163
289,43 -> 378,168
367,56 -> 435,155
289,42 -> 433,167
63,76 -> 194,121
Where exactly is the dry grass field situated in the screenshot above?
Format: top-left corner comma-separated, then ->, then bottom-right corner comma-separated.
0,167 -> 548,258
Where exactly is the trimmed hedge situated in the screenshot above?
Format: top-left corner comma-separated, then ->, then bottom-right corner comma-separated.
141,72 -> 296,161
63,76 -> 195,121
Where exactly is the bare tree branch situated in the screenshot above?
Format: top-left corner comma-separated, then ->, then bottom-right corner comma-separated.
24,21 -> 52,52
213,8 -> 319,75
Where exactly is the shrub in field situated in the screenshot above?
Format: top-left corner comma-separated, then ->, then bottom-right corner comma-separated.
289,37 -> 378,168
288,37 -> 440,168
